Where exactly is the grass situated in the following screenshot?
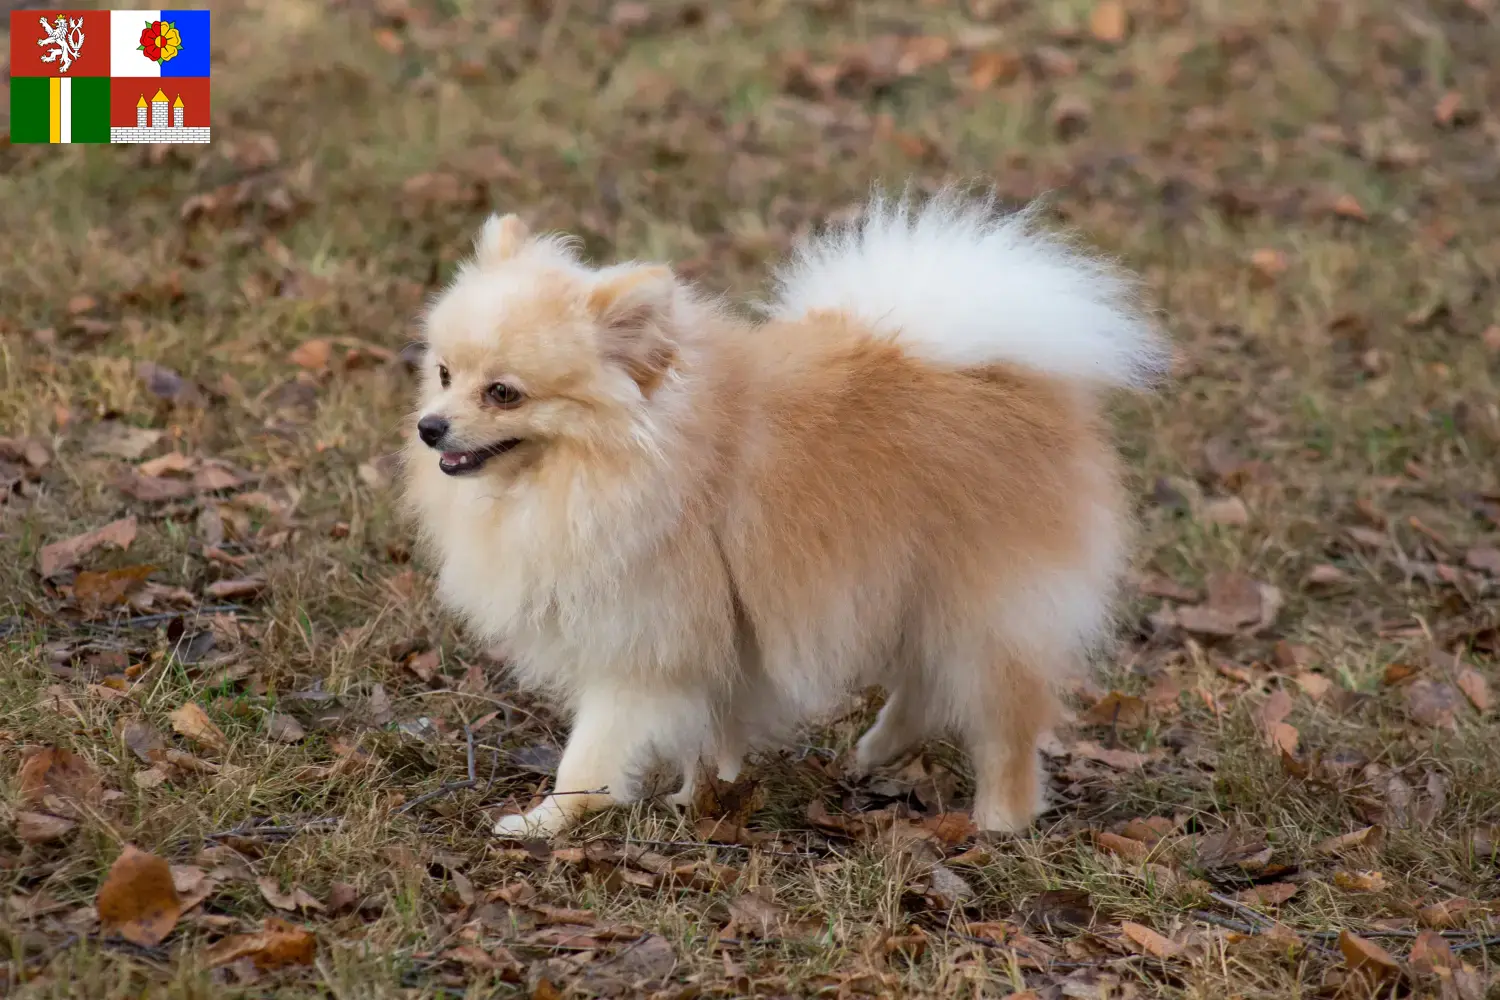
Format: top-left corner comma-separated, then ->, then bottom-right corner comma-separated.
3,0 -> 1499,996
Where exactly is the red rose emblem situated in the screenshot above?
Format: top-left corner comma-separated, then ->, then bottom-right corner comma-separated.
139,21 -> 163,61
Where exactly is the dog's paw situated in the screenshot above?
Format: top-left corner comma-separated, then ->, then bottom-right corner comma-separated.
492,805 -> 567,839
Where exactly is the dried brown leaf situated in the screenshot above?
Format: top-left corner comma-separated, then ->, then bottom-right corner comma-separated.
15,810 -> 76,844
38,517 -> 138,578
73,564 -> 156,610
204,917 -> 316,969
1120,920 -> 1183,958
1338,930 -> 1400,982
169,702 -> 230,754
1293,671 -> 1333,699
265,712 -> 306,743
17,747 -> 103,812
966,50 -> 1020,89
1404,679 -> 1464,728
726,889 -> 787,938
1333,869 -> 1387,892
1417,898 -> 1481,929
1455,667 -> 1491,713
97,845 -> 183,947
1095,831 -> 1149,862
205,576 -> 266,600
1315,826 -> 1384,856
920,812 -> 978,846
288,339 -> 333,372
1235,882 -> 1298,906
1088,0 -> 1129,43
257,877 -> 323,913
1463,546 -> 1500,575
1409,929 -> 1454,975
1082,691 -> 1148,728
1069,739 -> 1157,770
121,718 -> 167,764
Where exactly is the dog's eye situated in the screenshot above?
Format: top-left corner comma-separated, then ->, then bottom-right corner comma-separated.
486,382 -> 523,408
437,365 -> 450,389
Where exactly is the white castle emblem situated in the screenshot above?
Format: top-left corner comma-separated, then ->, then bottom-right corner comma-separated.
37,14 -> 86,74
110,90 -> 212,144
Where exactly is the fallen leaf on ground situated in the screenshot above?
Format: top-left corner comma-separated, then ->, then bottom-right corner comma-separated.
725,889 -> 788,938
265,712 -> 306,743
15,810 -> 76,843
1409,929 -> 1454,975
171,865 -> 219,911
1088,0 -> 1128,43
1095,831 -> 1149,862
967,50 -> 1020,89
1018,889 -> 1097,932
1294,671 -> 1333,699
1120,920 -> 1183,958
38,517 -> 138,577
1249,248 -> 1289,284
1202,496 -> 1250,526
288,339 -> 333,371
1331,194 -> 1368,221
1333,870 -> 1387,892
1172,572 -> 1281,636
121,718 -> 167,764
1315,826 -> 1384,855
1463,547 -> 1500,575
1417,897 -> 1481,929
1082,691 -> 1148,728
205,576 -> 266,600
84,424 -> 163,460
1236,882 -> 1298,906
169,702 -> 230,754
258,877 -> 324,913
97,845 -> 183,946
204,917 -> 316,969
1404,679 -> 1464,728
1454,667 -> 1491,713
1338,930 -> 1400,984
73,564 -> 157,610
1069,740 -> 1157,770
18,747 -> 103,813
1192,829 -> 1272,873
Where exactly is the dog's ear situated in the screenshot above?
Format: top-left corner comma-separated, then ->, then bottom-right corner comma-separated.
474,214 -> 530,267
587,265 -> 678,396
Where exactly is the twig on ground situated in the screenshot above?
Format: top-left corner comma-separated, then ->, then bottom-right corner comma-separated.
1192,910 -> 1264,935
1207,891 -> 1277,929
1451,934 -> 1500,954
620,838 -> 825,859
1195,906 -> 1500,953
206,816 -> 342,840
111,605 -> 248,629
935,926 -> 1140,970
396,724 -> 478,815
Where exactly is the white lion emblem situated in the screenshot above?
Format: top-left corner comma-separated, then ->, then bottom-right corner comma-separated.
38,14 -> 86,74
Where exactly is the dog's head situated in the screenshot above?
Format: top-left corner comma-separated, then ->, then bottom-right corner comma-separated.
413,214 -> 681,479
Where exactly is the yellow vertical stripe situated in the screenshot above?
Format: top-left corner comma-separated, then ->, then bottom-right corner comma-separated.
49,78 -> 61,143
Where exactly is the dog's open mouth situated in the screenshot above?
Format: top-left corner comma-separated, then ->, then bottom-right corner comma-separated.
438,439 -> 522,476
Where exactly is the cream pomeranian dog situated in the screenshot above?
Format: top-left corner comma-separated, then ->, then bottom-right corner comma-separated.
402,189 -> 1166,839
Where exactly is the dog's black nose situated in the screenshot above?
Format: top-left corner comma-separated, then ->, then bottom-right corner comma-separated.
417,415 -> 449,447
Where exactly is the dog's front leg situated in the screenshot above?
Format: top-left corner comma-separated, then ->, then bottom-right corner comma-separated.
493,683 -> 705,839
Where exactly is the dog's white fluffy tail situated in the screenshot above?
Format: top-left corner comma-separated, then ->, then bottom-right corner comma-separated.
768,189 -> 1168,389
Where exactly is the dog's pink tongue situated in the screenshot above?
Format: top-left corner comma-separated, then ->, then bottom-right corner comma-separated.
442,452 -> 467,463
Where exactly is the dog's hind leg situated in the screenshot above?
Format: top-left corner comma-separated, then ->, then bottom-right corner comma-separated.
959,654 -> 1060,834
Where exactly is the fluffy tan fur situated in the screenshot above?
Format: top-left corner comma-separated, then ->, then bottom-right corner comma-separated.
402,192 -> 1164,837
